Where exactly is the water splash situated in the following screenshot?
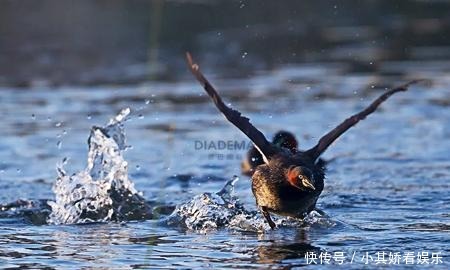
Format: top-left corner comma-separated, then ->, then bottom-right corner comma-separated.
47,108 -> 151,225
165,177 -> 334,232
165,176 -> 259,231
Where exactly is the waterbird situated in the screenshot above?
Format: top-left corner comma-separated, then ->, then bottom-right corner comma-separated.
186,52 -> 422,229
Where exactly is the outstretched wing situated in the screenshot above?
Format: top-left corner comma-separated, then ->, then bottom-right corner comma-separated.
186,52 -> 276,163
306,80 -> 424,161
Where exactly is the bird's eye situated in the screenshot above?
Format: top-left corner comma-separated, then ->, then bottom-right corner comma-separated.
298,175 -> 304,180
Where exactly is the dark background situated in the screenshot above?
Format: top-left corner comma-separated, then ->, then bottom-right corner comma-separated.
1,0 -> 450,87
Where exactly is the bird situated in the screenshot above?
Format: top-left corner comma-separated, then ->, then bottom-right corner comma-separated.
186,52 -> 421,229
241,130 -> 298,176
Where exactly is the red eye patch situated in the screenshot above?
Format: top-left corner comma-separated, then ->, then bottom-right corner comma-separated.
286,167 -> 303,190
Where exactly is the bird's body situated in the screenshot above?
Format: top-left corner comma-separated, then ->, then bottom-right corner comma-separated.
251,151 -> 325,218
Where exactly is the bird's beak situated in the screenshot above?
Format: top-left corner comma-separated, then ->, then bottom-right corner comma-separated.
302,178 -> 316,190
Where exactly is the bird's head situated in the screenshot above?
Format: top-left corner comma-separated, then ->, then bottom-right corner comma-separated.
286,165 -> 316,191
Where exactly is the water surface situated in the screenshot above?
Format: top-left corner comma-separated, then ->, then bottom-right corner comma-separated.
0,60 -> 449,268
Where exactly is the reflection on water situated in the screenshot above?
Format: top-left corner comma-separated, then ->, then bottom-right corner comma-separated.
255,230 -> 322,265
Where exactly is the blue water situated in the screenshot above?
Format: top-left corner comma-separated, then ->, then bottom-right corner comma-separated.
0,62 -> 449,268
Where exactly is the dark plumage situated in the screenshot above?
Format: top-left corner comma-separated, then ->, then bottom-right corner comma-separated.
186,52 -> 421,229
252,152 -> 325,215
242,131 -> 298,176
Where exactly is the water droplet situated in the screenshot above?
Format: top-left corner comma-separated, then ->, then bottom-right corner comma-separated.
145,99 -> 150,105
55,122 -> 62,127
240,3 -> 245,8
87,114 -> 92,120
136,165 -> 141,171
31,114 -> 36,120
138,114 -> 144,119
57,141 -> 62,149
16,168 -> 21,173
47,117 -> 52,121
241,52 -> 248,59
